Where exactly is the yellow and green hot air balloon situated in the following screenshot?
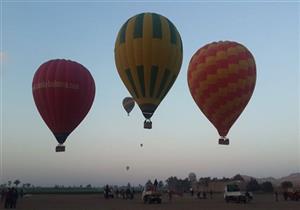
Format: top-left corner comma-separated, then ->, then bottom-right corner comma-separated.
114,12 -> 183,129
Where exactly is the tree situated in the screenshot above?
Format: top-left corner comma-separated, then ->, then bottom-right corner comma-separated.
14,180 -> 21,187
212,177 -> 218,181
260,181 -> 274,192
188,172 -> 197,183
181,178 -> 191,192
281,181 -> 293,189
246,178 -> 260,191
199,177 -> 211,187
221,177 -> 230,181
232,174 -> 244,181
165,176 -> 190,193
8,181 -> 12,187
158,181 -> 164,189
166,176 -> 178,191
86,184 -> 92,188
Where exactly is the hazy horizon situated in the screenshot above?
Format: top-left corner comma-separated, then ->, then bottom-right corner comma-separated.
1,2 -> 299,187
2,172 -> 300,188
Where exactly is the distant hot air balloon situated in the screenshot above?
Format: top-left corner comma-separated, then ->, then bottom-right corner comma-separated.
140,143 -> 143,147
122,97 -> 135,116
114,12 -> 183,129
32,59 -> 96,152
187,41 -> 256,145
126,166 -> 130,171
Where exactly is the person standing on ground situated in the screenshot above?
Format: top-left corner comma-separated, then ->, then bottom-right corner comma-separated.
168,190 -> 172,202
283,191 -> 288,201
1,188 -> 6,203
190,188 -> 194,197
153,179 -> 158,192
11,188 -> 18,209
275,191 -> 279,202
104,185 -> 109,199
4,188 -> 12,209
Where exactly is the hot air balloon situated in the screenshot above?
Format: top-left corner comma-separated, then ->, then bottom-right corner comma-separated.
126,166 -> 130,171
122,97 -> 135,116
32,59 -> 96,152
187,41 -> 256,145
140,143 -> 143,147
114,12 -> 183,129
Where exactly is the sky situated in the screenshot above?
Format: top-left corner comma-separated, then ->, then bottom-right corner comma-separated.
1,1 -> 299,187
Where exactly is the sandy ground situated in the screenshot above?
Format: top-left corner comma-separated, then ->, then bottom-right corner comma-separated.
1,193 -> 299,210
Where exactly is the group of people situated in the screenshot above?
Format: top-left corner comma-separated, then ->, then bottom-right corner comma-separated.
196,190 -> 213,199
189,188 -> 213,199
104,185 -> 135,200
1,188 -> 22,209
115,188 -> 135,200
145,179 -> 159,192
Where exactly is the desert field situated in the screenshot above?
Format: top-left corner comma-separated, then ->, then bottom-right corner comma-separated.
1,193 -> 299,210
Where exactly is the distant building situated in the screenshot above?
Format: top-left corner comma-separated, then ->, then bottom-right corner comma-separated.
192,180 -> 248,193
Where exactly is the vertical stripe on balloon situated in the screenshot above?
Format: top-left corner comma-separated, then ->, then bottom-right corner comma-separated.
125,68 -> 139,98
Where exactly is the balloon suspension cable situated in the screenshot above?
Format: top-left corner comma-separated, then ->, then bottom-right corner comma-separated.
218,136 -> 229,145
127,113 -> 129,116
56,144 -> 65,152
144,119 -> 152,129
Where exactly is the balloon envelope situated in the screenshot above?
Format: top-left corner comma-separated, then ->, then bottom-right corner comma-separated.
122,97 -> 135,115
32,59 -> 96,145
114,12 -> 183,125
187,41 -> 256,139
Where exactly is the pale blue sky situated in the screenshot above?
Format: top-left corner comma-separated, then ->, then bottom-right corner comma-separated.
1,1 -> 299,186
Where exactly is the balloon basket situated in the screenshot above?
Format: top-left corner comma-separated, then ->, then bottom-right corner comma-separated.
56,145 -> 65,152
144,120 -> 152,129
219,138 -> 229,145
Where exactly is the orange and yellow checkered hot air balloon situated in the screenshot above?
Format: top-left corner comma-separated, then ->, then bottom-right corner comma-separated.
187,41 -> 256,145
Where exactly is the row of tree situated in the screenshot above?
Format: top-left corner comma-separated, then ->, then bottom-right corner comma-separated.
246,178 -> 294,192
1,175 -> 294,193
0,180 -> 22,188
163,173 -> 295,193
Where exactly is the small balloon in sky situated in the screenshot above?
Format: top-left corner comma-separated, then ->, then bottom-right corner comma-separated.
122,97 -> 135,116
32,59 -> 96,152
187,41 -> 256,145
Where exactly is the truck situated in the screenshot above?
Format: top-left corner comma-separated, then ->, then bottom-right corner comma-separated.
224,182 -> 253,203
141,189 -> 162,204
